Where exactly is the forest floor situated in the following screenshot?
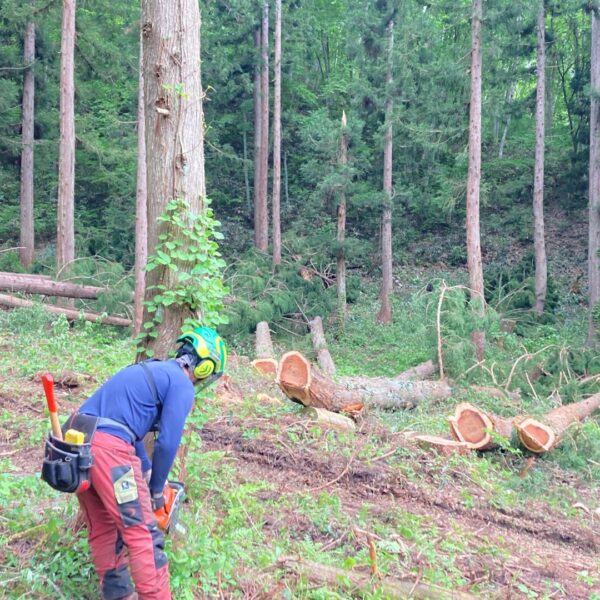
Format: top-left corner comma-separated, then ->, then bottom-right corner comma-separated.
1,353 -> 599,599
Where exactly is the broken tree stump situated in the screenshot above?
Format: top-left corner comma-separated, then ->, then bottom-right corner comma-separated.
252,321 -> 278,377
448,402 -> 513,450
513,391 -> 600,453
309,316 -> 336,375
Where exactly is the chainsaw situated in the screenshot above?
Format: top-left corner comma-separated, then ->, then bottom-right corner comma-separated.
155,481 -> 186,535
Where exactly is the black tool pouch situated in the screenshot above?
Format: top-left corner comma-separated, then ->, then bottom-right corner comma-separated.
41,413 -> 99,494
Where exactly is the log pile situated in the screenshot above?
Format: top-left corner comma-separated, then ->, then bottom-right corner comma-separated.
0,271 -> 129,327
252,321 -> 600,457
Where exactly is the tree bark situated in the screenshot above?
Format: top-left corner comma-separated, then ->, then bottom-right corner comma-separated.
276,352 -> 451,414
0,274 -> 104,298
19,18 -> 35,270
57,0 -> 76,276
253,27 -> 263,245
255,320 -> 274,358
0,293 -> 130,327
533,0 -> 547,314
337,111 -> 348,326
514,392 -> 600,453
588,7 -> 600,345
466,0 -> 485,361
309,316 -> 336,376
448,402 -> 513,450
133,27 -> 147,338
376,20 -> 394,325
140,0 -> 206,358
272,0 -> 282,266
257,1 -> 270,252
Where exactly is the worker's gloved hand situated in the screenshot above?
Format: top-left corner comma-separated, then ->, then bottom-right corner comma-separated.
152,485 -> 176,531
151,491 -> 165,511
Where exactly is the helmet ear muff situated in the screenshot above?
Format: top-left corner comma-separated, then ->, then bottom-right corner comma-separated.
193,358 -> 215,380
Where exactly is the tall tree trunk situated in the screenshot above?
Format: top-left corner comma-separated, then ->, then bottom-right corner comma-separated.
257,1 -> 270,252
253,27 -> 262,239
133,30 -> 147,338
533,1 -> 547,315
19,18 -> 35,270
466,0 -> 485,361
57,0 -> 76,276
272,0 -> 282,266
140,0 -> 206,358
337,111 -> 348,326
376,20 -> 394,325
588,7 -> 600,346
243,115 -> 251,215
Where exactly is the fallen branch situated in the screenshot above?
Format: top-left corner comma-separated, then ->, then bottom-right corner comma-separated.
277,556 -> 478,600
0,293 -> 130,327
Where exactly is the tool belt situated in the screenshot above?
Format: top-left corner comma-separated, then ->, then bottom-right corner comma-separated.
41,413 -> 99,494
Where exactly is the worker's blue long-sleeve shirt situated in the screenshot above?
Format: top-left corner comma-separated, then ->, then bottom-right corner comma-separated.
79,359 -> 195,494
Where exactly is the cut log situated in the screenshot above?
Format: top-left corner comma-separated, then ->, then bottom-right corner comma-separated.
251,357 -> 278,377
255,321 -> 274,359
0,272 -> 105,298
277,556 -> 477,600
513,391 -> 600,453
0,293 -> 130,327
304,407 -> 356,431
448,402 -> 513,450
276,351 -> 450,414
309,316 -> 336,375
408,433 -> 471,456
276,351 -> 363,414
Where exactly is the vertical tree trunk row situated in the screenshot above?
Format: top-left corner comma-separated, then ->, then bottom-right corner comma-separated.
57,0 -> 76,275
466,0 -> 485,361
376,19 -> 394,325
19,18 -> 35,270
588,7 -> 600,346
272,0 -> 282,266
533,1 -> 547,315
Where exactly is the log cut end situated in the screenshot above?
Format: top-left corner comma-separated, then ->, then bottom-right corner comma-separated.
276,351 -> 312,404
448,402 -> 494,450
408,433 -> 471,456
252,358 -> 278,377
513,416 -> 556,453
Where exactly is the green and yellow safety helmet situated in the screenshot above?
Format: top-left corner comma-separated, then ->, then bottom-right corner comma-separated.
176,326 -> 227,387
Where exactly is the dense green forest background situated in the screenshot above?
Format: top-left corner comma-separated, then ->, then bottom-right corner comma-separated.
0,0 -> 594,336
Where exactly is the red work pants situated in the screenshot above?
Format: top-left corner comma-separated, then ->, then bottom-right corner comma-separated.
77,431 -> 171,600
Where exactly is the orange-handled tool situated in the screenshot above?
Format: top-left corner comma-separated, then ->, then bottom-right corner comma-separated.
41,373 -> 62,440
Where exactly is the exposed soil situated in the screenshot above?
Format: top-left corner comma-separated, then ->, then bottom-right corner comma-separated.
198,417 -> 600,599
